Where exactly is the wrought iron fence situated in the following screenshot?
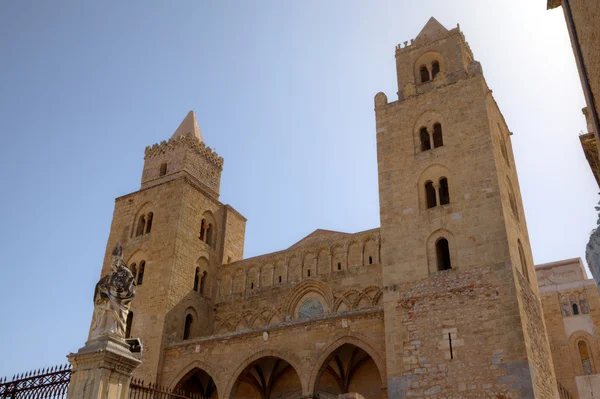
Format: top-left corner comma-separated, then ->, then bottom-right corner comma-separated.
0,365 -> 71,399
130,379 -> 205,399
0,366 -> 206,399
558,382 -> 573,399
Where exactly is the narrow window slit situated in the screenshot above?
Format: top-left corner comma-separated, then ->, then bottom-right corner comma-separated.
449,333 -> 453,359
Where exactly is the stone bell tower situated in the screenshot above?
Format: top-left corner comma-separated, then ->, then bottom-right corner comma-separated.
92,111 -> 247,382
375,18 -> 559,398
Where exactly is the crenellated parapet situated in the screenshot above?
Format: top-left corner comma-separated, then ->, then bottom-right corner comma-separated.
144,134 -> 224,169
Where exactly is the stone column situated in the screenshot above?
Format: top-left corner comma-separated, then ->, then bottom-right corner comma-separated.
66,336 -> 141,399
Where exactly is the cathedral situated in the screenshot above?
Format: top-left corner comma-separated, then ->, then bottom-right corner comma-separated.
90,18 -> 600,399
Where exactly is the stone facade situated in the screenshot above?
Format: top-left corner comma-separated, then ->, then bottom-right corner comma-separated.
89,18 -> 578,398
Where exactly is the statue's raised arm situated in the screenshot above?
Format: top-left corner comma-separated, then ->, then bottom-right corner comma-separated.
90,243 -> 136,340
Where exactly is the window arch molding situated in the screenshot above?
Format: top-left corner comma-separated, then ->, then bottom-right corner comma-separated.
426,229 -> 458,274
506,177 -> 520,221
412,110 -> 447,154
414,51 -> 446,84
567,332 -> 599,376
130,202 -> 155,238
182,307 -> 199,341
417,164 -> 453,210
125,249 -> 147,286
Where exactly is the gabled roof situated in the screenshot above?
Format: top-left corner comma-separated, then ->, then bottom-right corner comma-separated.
171,110 -> 203,141
288,229 -> 350,249
416,17 -> 448,40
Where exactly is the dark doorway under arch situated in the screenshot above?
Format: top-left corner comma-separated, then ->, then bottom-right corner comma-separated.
231,356 -> 301,399
315,343 -> 382,399
175,367 -> 218,399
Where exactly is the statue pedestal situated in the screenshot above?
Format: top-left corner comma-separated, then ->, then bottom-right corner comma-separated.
66,335 -> 141,399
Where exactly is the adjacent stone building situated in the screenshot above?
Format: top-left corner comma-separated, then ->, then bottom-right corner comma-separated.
90,18 -> 594,398
536,258 -> 600,399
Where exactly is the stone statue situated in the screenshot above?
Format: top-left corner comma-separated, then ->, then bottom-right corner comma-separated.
586,200 -> 600,292
90,243 -> 136,340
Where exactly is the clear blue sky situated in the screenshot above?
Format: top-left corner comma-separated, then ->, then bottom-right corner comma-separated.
0,1 -> 595,377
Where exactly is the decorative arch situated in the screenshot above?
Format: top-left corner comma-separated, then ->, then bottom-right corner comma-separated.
331,244 -> 346,272
183,307 -> 199,340
288,255 -> 302,282
219,272 -> 232,299
261,263 -> 274,287
233,268 -> 246,294
282,279 -> 334,319
347,241 -> 362,269
417,164 -> 452,210
223,349 -> 307,399
317,248 -> 331,275
303,252 -> 317,278
414,51 -> 445,84
274,260 -> 287,284
363,238 -> 379,265
247,266 -> 259,291
426,229 -> 457,274
506,177 -> 520,221
307,334 -> 387,395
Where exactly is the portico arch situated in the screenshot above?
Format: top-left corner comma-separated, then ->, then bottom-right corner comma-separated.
224,349 -> 308,398
171,361 -> 221,399
308,334 -> 386,397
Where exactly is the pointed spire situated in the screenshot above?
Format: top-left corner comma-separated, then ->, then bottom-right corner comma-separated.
171,110 -> 203,142
416,17 -> 448,40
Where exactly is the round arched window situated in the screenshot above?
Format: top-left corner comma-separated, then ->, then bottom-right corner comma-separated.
298,298 -> 324,320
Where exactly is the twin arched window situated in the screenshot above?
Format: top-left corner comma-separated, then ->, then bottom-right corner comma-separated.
125,311 -> 133,339
419,60 -> 441,83
199,218 -> 215,248
425,178 -> 450,208
130,261 -> 145,285
420,123 -> 444,152
135,212 -> 153,237
193,268 -> 207,295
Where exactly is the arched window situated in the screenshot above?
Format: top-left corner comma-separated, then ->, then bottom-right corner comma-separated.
436,238 -> 451,271
517,240 -> 529,283
145,212 -> 153,234
159,163 -> 167,176
508,180 -> 519,221
183,314 -> 193,340
420,127 -> 431,151
250,282 -> 254,290
130,263 -> 137,280
278,275 -> 282,283
136,215 -> 146,237
425,181 -> 437,208
307,269 -> 311,277
369,256 -> 373,265
439,178 -> 450,205
193,267 -> 200,292
431,61 -> 440,79
199,219 -> 206,241
420,65 -> 430,83
137,261 -> 145,285
433,123 -> 443,148
206,224 -> 214,247
579,340 -> 593,375
125,311 -> 133,339
200,271 -> 207,295
573,303 -> 580,315
337,262 -> 341,270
